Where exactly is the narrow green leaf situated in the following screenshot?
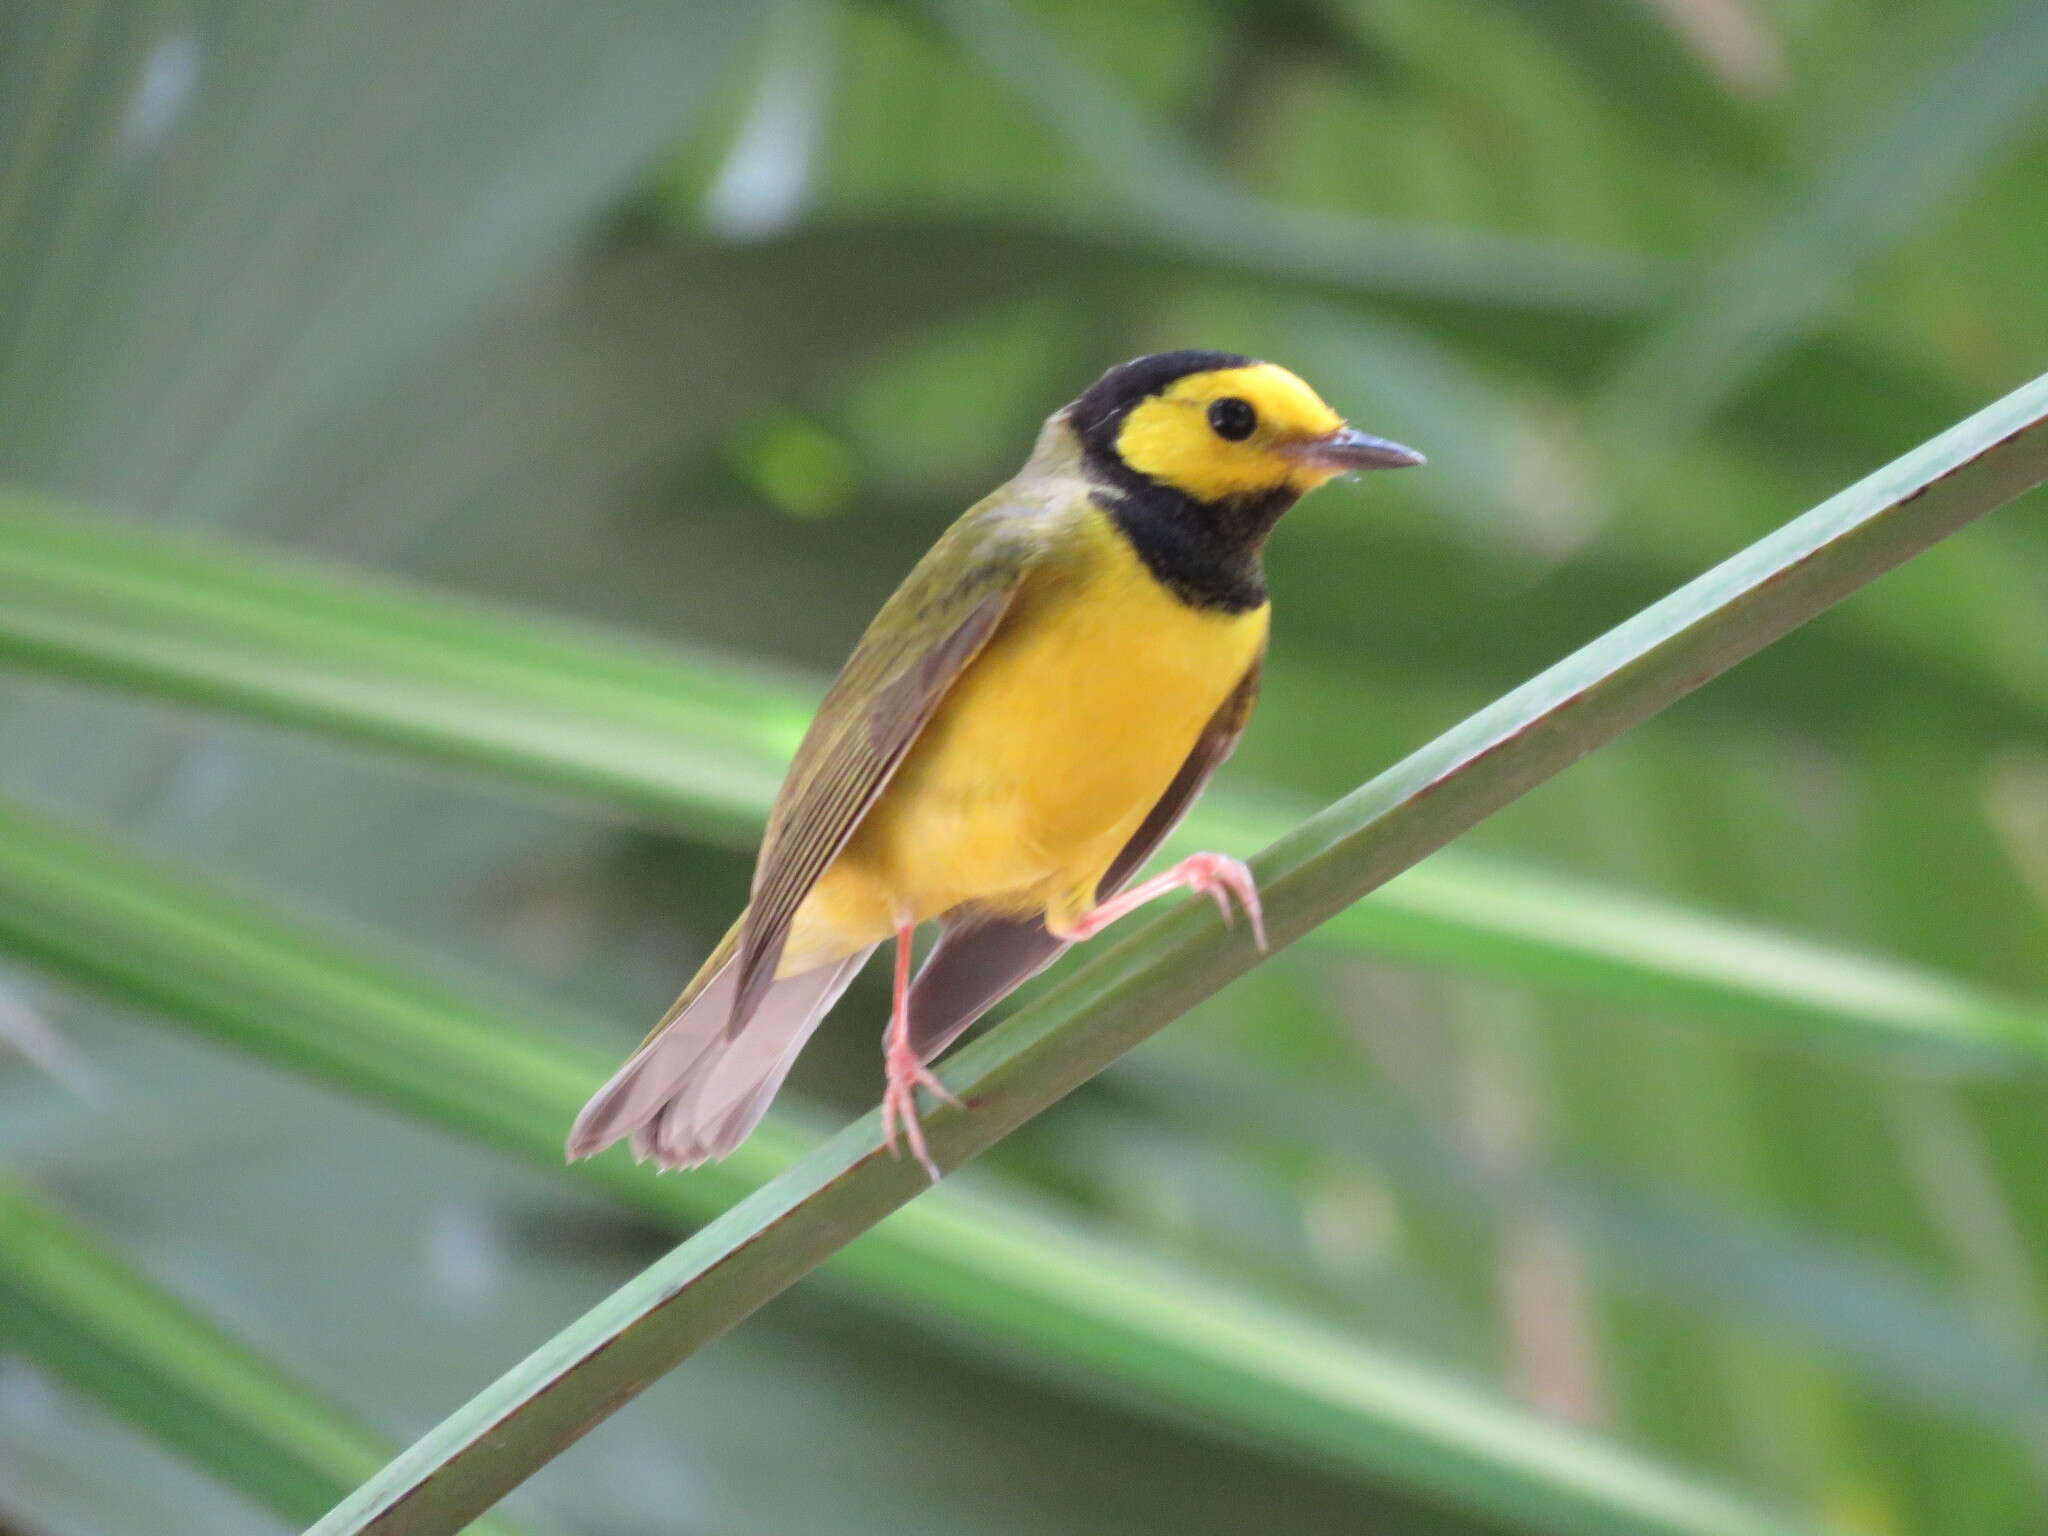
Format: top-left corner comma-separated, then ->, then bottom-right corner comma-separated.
0,1178 -> 535,1535
298,377 -> 2048,1531
1597,0 -> 2048,444
1119,1051 -> 2048,1425
0,791 -> 1801,1536
0,503 -> 803,845
0,4 -> 758,525
909,0 -> 1659,313
1,749 -> 2036,1462
3,498 -> 2045,1071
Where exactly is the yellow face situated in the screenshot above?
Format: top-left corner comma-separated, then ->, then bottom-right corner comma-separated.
1113,363 -> 1350,503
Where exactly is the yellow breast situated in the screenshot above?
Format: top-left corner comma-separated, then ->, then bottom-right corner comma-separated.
788,507 -> 1266,962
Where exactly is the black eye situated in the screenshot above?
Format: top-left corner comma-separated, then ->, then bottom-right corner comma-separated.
1207,397 -> 1257,441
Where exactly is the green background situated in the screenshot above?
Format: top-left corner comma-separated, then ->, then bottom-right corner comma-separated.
2,1 -> 2047,1532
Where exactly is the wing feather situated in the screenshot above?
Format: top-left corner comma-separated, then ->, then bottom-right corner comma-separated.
728,504 -> 1039,1025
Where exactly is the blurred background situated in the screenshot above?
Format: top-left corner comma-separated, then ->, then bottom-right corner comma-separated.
2,1 -> 2047,1533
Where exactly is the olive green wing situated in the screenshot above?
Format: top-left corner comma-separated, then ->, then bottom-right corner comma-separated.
903,650 -> 1264,1064
728,501 -> 1041,1025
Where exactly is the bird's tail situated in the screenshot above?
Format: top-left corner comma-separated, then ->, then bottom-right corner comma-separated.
567,918 -> 874,1170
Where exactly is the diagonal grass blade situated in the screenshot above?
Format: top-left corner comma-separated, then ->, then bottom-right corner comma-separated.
4,500 -> 2046,1071
0,1178 -> 537,1535
304,377 -> 2048,1532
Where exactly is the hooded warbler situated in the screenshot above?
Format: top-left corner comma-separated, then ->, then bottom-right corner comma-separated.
569,351 -> 1422,1179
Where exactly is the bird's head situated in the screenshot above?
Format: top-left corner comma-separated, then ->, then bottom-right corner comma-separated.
1065,350 -> 1423,512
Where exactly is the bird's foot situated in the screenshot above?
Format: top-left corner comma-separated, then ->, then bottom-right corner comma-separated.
1063,851 -> 1267,951
880,1035 -> 959,1184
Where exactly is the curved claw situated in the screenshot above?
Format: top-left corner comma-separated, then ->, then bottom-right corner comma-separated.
1180,852 -> 1267,953
881,1042 -> 954,1183
1062,850 -> 1267,950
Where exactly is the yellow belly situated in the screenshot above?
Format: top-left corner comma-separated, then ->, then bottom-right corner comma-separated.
784,512 -> 1266,966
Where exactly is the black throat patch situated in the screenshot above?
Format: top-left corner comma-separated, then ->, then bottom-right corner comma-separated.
1092,474 -> 1290,614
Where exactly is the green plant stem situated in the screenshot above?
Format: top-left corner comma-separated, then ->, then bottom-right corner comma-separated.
1596,0 -> 2048,445
909,0 -> 1660,313
0,1178 -> 534,1535
3,502 -> 2044,1071
295,377 -> 2048,1532
0,793 -> 1801,1536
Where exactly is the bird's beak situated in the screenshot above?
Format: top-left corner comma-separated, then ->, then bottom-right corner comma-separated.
1285,425 -> 1426,471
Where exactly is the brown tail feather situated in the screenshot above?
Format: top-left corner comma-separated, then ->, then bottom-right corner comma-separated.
567,926 -> 874,1171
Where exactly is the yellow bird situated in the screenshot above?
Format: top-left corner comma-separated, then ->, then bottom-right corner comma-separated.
568,351 -> 1422,1179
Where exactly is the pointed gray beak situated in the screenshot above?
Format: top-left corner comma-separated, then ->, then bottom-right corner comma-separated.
1287,426 -> 1426,471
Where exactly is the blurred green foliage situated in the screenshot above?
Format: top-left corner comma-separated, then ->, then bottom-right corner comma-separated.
2,2 -> 2047,1534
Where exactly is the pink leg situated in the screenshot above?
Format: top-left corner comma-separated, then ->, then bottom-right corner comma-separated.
1061,851 -> 1267,951
880,921 -> 960,1183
